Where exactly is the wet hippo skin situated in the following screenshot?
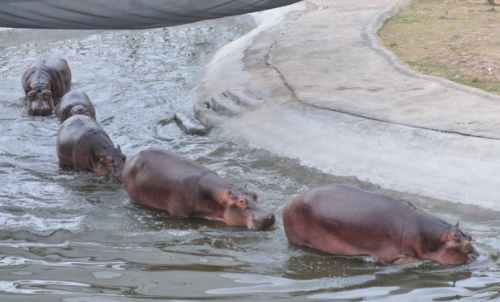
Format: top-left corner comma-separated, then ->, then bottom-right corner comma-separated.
55,90 -> 96,123
283,184 -> 479,265
123,149 -> 275,230
22,54 -> 71,116
57,115 -> 126,183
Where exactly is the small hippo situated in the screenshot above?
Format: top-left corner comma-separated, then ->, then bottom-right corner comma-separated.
283,184 -> 479,265
22,54 -> 72,116
55,90 -> 96,123
57,115 -> 126,183
123,149 -> 275,230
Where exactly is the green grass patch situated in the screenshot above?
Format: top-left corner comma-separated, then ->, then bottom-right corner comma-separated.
379,0 -> 500,95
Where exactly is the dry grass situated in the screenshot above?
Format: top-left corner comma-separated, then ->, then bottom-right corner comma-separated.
379,0 -> 500,94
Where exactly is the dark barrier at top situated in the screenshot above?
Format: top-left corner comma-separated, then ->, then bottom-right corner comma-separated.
0,0 -> 301,29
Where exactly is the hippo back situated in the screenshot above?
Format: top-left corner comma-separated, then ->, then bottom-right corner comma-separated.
55,90 -> 96,122
123,149 -> 275,229
283,184 -> 479,264
283,185 -> 417,261
57,115 -> 113,168
123,149 -> 217,214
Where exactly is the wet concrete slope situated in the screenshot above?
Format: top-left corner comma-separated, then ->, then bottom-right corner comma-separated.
195,0 -> 500,210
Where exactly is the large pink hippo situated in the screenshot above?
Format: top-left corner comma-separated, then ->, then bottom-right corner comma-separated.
55,90 -> 96,123
57,115 -> 126,183
123,149 -> 275,230
22,54 -> 72,116
283,184 -> 479,265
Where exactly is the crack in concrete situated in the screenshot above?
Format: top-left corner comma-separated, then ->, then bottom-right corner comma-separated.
265,3 -> 312,101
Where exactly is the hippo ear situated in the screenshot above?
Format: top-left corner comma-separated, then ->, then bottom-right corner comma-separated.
252,191 -> 258,202
455,221 -> 460,227
117,145 -> 122,152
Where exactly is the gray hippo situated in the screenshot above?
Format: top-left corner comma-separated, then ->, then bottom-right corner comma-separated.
123,149 -> 275,230
55,90 -> 96,123
283,184 -> 479,265
21,54 -> 71,116
57,115 -> 126,183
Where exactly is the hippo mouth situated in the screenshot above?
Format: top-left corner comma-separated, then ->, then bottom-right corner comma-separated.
108,174 -> 123,184
28,107 -> 53,116
467,249 -> 480,263
247,214 -> 275,230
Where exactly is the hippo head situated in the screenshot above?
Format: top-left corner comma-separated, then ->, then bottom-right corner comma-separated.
96,146 -> 127,183
216,186 -> 275,230
69,105 -> 92,118
26,83 -> 54,116
428,225 -> 479,265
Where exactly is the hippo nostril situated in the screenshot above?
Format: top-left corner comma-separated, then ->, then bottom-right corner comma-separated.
32,109 -> 51,116
468,251 -> 479,261
247,213 -> 275,230
111,175 -> 123,184
261,214 -> 275,229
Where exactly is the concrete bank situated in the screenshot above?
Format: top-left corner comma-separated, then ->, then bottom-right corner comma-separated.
195,0 -> 500,210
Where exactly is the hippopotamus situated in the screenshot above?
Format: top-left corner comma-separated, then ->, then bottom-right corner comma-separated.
283,184 -> 479,265
21,54 -> 72,116
123,149 -> 275,230
55,90 -> 96,123
57,115 -> 126,183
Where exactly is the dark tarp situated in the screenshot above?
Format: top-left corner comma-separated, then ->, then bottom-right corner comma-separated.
0,0 -> 300,29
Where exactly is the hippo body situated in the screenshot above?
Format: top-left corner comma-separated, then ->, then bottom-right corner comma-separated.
123,149 -> 275,230
283,184 -> 479,265
22,54 -> 72,116
55,90 -> 96,123
57,115 -> 126,183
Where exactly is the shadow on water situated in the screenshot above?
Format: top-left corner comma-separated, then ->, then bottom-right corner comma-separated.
0,18 -> 500,301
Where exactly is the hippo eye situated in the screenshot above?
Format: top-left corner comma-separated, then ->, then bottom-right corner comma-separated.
237,198 -> 248,208
461,242 -> 472,253
101,157 -> 114,166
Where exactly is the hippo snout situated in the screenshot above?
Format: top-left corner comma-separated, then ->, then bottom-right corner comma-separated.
468,247 -> 480,263
29,106 -> 53,116
248,213 -> 275,230
109,173 -> 123,184
28,101 -> 53,116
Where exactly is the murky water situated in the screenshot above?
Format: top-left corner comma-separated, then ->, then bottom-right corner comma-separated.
1,18 -> 500,302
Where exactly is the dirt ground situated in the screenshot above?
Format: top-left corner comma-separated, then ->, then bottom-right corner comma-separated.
379,0 -> 500,94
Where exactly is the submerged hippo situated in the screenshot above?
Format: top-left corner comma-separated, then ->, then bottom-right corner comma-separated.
123,149 -> 275,230
22,54 -> 72,116
57,115 -> 126,183
283,184 -> 479,265
55,90 -> 96,123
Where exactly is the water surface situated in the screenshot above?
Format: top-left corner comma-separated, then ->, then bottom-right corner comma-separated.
0,19 -> 499,301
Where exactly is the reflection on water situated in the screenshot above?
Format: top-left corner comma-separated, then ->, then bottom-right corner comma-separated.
0,18 -> 500,301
